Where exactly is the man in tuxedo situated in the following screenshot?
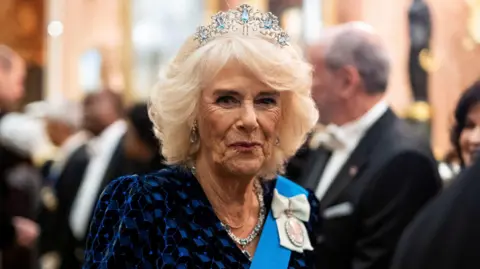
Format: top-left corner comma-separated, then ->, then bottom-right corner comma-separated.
50,97 -> 164,269
47,90 -> 125,269
391,159 -> 480,269
0,45 -> 39,253
41,101 -> 89,185
286,22 -> 441,269
37,101 -> 89,263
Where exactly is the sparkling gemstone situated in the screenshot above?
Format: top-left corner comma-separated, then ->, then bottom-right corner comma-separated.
278,34 -> 288,46
200,30 -> 208,40
264,18 -> 273,29
215,16 -> 225,29
241,8 -> 249,22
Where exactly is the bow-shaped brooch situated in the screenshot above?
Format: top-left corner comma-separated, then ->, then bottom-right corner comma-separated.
271,189 -> 313,253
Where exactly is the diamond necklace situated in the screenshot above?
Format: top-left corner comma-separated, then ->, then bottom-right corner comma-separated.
191,167 -> 267,260
222,180 -> 266,260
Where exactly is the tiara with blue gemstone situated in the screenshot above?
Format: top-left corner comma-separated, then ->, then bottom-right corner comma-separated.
193,4 -> 290,47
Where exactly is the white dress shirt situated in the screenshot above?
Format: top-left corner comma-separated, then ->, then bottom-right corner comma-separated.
0,112 -> 53,157
69,120 -> 127,240
315,101 -> 389,201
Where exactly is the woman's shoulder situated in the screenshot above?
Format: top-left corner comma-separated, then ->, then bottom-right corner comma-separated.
102,166 -> 192,203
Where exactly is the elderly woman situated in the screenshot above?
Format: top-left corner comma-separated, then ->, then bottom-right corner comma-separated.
83,4 -> 319,268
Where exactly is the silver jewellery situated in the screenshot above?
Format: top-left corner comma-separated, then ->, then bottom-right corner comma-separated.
271,189 -> 313,252
222,180 -> 265,260
284,209 -> 305,247
190,167 -> 266,261
193,4 -> 290,48
189,120 -> 198,143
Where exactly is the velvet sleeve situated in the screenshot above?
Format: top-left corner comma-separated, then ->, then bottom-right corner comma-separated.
83,175 -> 160,269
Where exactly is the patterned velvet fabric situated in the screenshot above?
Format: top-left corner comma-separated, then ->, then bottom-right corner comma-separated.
83,166 -> 320,268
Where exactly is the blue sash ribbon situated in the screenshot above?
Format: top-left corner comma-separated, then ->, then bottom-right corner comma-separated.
250,175 -> 309,269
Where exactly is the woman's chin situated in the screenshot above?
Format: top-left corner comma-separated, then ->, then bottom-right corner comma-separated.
225,159 -> 264,178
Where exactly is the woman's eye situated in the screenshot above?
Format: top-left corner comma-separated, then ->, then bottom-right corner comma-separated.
256,97 -> 277,106
215,96 -> 239,106
465,121 -> 476,129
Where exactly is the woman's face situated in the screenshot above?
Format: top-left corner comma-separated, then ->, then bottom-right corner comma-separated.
460,102 -> 480,166
197,63 -> 282,177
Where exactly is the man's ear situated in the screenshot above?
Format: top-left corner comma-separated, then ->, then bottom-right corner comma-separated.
336,65 -> 361,98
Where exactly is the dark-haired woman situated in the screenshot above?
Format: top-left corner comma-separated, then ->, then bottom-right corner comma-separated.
441,81 -> 480,184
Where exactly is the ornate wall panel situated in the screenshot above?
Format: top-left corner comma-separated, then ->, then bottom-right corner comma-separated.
0,0 -> 45,105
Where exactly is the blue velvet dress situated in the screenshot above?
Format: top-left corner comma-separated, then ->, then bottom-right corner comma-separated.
83,166 -> 320,268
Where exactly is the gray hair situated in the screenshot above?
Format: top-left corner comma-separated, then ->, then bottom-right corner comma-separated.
28,100 -> 83,130
322,23 -> 391,94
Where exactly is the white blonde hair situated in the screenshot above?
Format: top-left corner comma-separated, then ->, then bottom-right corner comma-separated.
149,32 -> 318,177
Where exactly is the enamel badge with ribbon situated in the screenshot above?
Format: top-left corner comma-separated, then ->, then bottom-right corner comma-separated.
271,189 -> 313,253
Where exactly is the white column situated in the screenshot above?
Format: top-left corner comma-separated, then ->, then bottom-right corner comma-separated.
302,0 -> 323,45
45,0 -> 66,102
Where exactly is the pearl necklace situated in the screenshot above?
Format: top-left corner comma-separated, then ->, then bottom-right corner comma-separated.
191,167 -> 266,260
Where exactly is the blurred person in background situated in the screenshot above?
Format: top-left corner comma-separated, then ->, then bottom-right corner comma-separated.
286,22 -> 441,269
41,100 -> 90,185
0,44 -> 40,268
439,81 -> 480,183
0,101 -> 58,169
50,89 -> 125,269
0,101 -> 53,269
37,100 -> 90,266
391,157 -> 480,269
56,98 -> 166,269
0,45 -> 25,111
114,102 -> 167,178
58,102 -> 166,268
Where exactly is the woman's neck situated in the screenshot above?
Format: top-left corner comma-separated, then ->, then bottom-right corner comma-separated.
194,159 -> 258,227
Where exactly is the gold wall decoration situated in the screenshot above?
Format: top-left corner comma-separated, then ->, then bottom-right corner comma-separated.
16,2 -> 38,37
419,48 -> 440,73
404,101 -> 432,122
0,0 -> 44,65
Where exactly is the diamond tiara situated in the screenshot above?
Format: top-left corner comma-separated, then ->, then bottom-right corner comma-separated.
193,4 -> 290,47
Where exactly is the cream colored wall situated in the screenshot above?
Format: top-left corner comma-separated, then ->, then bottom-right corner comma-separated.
361,0 -> 412,115
54,0 -> 123,100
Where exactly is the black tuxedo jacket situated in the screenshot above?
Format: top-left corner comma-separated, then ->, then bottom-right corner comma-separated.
0,111 -> 28,249
391,160 -> 480,269
0,144 -> 17,250
286,109 -> 442,269
51,139 -> 126,269
41,144 -> 90,269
